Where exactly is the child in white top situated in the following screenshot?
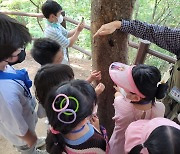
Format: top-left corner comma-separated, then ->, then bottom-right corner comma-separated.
0,13 -> 45,154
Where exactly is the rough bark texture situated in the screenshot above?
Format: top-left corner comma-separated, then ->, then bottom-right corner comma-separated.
91,0 -> 136,137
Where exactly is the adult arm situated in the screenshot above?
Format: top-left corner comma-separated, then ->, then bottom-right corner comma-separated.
120,20 -> 180,56
94,20 -> 180,57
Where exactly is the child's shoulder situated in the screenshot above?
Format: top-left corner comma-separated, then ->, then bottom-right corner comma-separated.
114,96 -> 134,112
65,128 -> 107,154
151,101 -> 165,117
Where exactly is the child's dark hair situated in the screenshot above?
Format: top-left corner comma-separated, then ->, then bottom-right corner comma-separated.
41,0 -> 62,19
129,125 -> 180,154
0,13 -> 31,61
34,64 -> 74,106
132,64 -> 168,101
44,79 -> 97,154
31,38 -> 62,65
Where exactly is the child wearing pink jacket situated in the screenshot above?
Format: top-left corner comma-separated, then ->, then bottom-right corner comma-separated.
108,62 -> 168,154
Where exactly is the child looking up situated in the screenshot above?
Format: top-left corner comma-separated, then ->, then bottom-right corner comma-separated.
41,0 -> 85,64
109,62 -> 168,154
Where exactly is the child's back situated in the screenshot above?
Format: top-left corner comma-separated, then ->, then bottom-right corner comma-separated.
44,80 -> 108,154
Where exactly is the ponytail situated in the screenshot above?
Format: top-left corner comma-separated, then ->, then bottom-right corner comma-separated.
155,83 -> 168,99
132,65 -> 168,101
46,131 -> 66,154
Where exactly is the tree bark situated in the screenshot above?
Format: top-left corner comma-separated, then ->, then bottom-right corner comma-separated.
91,0 -> 136,137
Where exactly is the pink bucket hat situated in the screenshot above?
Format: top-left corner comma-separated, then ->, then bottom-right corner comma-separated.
109,62 -> 145,98
124,118 -> 180,154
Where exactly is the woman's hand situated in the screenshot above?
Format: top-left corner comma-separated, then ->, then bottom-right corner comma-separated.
93,21 -> 121,37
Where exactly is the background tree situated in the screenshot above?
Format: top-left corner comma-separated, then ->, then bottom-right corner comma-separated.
91,0 -> 136,136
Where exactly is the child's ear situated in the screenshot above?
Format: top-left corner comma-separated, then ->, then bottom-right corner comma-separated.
49,14 -> 56,20
131,94 -> 141,102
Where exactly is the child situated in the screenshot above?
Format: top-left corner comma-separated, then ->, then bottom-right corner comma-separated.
108,62 -> 168,154
31,38 -> 64,65
44,79 -> 108,154
125,117 -> 180,154
41,0 -> 85,64
34,64 -> 104,118
31,38 -> 102,85
0,13 -> 45,153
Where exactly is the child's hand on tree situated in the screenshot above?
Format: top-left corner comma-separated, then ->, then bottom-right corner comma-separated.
86,70 -> 101,83
95,83 -> 105,96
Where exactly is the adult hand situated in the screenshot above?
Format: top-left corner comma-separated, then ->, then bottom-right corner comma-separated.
93,21 -> 121,38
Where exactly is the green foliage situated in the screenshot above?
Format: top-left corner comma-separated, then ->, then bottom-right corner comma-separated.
129,0 -> 179,72
0,0 -> 179,70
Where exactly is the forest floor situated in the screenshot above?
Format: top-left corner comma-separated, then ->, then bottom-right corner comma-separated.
0,51 -> 92,154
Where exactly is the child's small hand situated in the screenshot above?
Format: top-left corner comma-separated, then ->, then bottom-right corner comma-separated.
113,85 -> 123,97
89,114 -> 101,132
95,83 -> 105,96
77,21 -> 85,32
113,85 -> 120,92
91,70 -> 101,81
86,70 -> 101,83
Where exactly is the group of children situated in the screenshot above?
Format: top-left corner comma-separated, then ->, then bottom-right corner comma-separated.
0,0 -> 180,154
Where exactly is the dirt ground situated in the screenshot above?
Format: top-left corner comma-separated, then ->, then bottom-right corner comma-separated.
0,51 -> 92,154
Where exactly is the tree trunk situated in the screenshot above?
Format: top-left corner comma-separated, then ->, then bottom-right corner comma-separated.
91,0 -> 136,137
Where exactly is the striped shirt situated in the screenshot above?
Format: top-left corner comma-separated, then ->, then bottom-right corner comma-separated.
44,21 -> 70,64
120,20 -> 180,59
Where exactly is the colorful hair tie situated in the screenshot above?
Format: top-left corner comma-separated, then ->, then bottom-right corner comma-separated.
60,96 -> 79,116
52,94 -> 69,112
58,109 -> 76,124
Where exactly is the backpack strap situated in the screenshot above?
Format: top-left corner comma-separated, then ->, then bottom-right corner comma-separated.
0,69 -> 32,89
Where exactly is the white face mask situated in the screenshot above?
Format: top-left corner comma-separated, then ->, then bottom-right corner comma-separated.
120,88 -> 127,98
57,15 -> 63,24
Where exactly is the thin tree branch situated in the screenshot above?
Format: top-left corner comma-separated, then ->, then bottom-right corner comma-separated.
29,0 -> 44,32
157,10 -> 171,25
29,0 -> 39,8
